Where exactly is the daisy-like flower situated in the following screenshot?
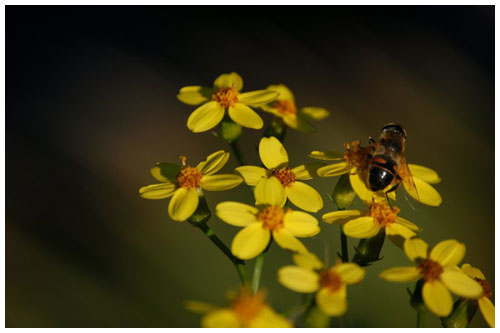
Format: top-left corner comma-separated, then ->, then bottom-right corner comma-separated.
139,150 -> 242,222
236,136 -> 324,212
380,238 -> 483,317
278,252 -> 365,316
322,201 -> 421,243
310,140 -> 442,206
187,288 -> 292,328
177,72 -> 279,133
215,187 -> 320,260
260,84 -> 329,133
461,263 -> 495,327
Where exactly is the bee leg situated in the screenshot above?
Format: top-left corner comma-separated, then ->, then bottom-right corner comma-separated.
385,183 -> 400,194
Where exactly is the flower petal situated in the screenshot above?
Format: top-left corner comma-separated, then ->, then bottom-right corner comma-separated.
187,101 -> 225,133
460,263 -> 486,280
379,266 -> 421,282
292,162 -> 326,180
254,177 -> 286,207
478,297 -> 495,328
168,187 -> 199,222
308,150 -> 344,161
184,300 -> 218,314
282,114 -> 315,133
404,237 -> 428,262
317,162 -> 351,177
238,90 -> 279,107
430,239 -> 465,267
201,309 -> 240,328
440,267 -> 483,298
278,266 -> 320,293
349,172 -> 390,203
283,210 -> 320,237
315,286 -> 347,317
228,103 -> 263,129
408,164 -> 441,184
286,182 -> 323,212
216,201 -> 258,227
422,280 -> 453,317
395,217 -> 422,231
386,223 -> 416,239
177,85 -> 214,105
272,229 -> 308,254
292,252 -> 324,270
322,210 -> 362,224
235,166 -> 268,186
151,162 -> 181,182
300,107 -> 330,120
343,216 -> 380,239
139,182 -> 177,199
404,176 -> 442,207
196,150 -> 229,175
213,72 -> 243,91
200,174 -> 242,191
334,263 -> 365,285
231,223 -> 270,260
249,307 -> 292,328
266,84 -> 295,102
259,136 -> 288,169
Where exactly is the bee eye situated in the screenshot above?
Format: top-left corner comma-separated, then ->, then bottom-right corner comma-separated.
381,123 -> 407,139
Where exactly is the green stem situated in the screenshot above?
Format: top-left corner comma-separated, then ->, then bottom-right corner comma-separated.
230,140 -> 247,166
252,252 -> 265,294
340,225 -> 349,263
417,311 -> 425,328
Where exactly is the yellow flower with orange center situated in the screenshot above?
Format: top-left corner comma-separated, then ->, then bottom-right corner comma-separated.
177,72 -> 279,133
139,151 -> 242,221
461,263 -> 495,327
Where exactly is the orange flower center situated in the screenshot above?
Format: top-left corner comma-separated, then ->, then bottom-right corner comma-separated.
418,259 -> 443,281
475,278 -> 492,298
319,269 -> 343,292
213,86 -> 238,108
176,157 -> 202,188
231,290 -> 266,325
369,202 -> 399,227
274,100 -> 296,115
258,206 -> 285,231
342,140 -> 369,169
272,168 -> 296,187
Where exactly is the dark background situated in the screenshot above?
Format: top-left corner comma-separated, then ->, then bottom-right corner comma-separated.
6,6 -> 494,327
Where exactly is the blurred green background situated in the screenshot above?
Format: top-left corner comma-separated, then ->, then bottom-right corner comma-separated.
6,5 -> 494,327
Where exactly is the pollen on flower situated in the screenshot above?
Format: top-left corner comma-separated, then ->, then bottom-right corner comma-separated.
369,202 -> 400,227
274,100 -> 296,115
343,140 -> 368,169
176,166 -> 203,188
319,269 -> 343,292
272,168 -> 296,187
231,289 -> 266,325
213,86 -> 239,108
475,278 -> 492,298
258,206 -> 285,231
418,259 -> 443,281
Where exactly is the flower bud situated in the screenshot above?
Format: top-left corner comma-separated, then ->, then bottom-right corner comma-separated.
264,117 -> 287,142
409,279 -> 428,313
441,298 -> 478,328
220,119 -> 242,143
187,189 -> 211,225
304,306 -> 331,328
332,173 -> 356,209
352,229 -> 386,267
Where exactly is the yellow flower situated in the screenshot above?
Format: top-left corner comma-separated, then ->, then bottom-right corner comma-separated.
322,202 -> 421,243
380,238 -> 483,317
236,136 -> 324,212
461,263 -> 494,327
260,84 -> 329,133
139,150 -> 242,222
278,252 -> 365,316
310,140 -> 442,206
188,288 -> 292,328
215,187 -> 320,260
177,72 -> 279,133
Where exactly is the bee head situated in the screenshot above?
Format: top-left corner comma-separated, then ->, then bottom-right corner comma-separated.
381,123 -> 407,140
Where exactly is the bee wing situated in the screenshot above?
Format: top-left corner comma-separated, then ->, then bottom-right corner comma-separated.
398,156 -> 420,205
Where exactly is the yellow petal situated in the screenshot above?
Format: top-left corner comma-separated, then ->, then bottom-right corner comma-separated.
200,174 -> 242,191
349,172 -> 389,203
315,286 -> 347,317
168,187 -> 199,222
404,176 -> 442,207
283,210 -> 320,237
238,90 -> 279,107
322,210 -> 362,224
343,216 -> 380,239
440,267 -> 483,298
292,252 -> 324,270
215,201 -> 258,227
139,183 -> 177,199
187,101 -> 225,133
259,136 -> 288,169
460,263 -> 486,280
277,266 -> 320,293
308,150 -> 343,161
379,266 -> 421,282
404,237 -> 428,262
177,86 -> 214,105
430,239 -> 465,267
231,223 -> 270,260
408,164 -> 441,184
266,84 -> 295,102
286,182 -> 323,213
282,114 -> 315,133
196,150 -> 229,175
334,263 -> 365,285
249,307 -> 292,328
292,163 -> 326,180
422,280 -> 453,317
235,166 -> 268,186
228,103 -> 263,129
201,309 -> 240,328
386,223 -> 416,239
213,72 -> 243,91
184,300 -> 217,314
254,177 -> 286,207
272,229 -> 308,253
317,162 -> 351,177
300,107 -> 330,120
395,217 -> 422,231
478,297 -> 495,328
151,162 -> 181,182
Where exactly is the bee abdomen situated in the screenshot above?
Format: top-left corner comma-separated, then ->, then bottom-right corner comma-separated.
368,155 -> 398,191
